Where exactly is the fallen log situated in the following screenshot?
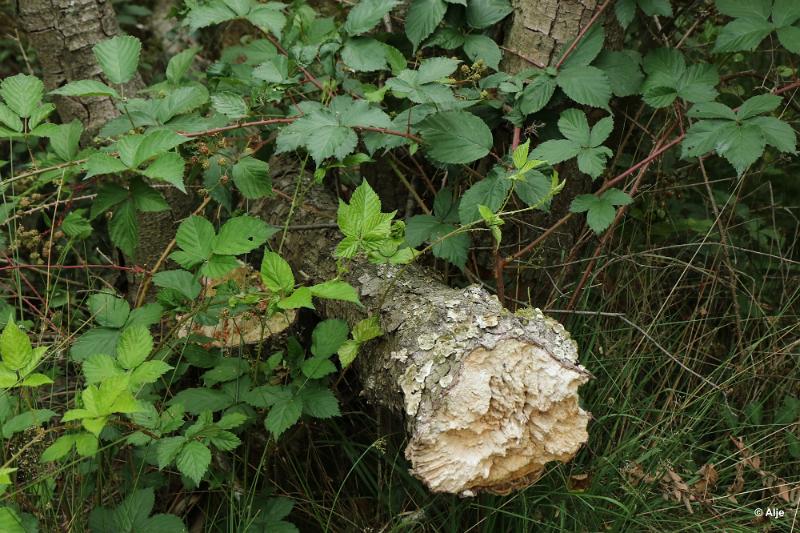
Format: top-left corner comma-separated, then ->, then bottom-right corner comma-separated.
253,166 -> 591,496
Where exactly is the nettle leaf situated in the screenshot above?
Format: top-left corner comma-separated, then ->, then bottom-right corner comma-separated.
556,65 -> 611,109
641,48 -> 718,108
260,251 -> 295,294
466,0 -> 513,29
570,188 -> 633,234
463,34 -> 502,70
406,0 -> 448,49
232,157 -> 272,198
177,441 -> 211,485
418,110 -> 493,164
345,0 -> 399,35
93,35 -> 141,85
213,215 -> 273,255
0,74 -> 44,118
50,80 -> 120,99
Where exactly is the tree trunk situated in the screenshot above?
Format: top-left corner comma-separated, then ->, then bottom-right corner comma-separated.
502,0 -> 600,72
16,0 -> 194,289
254,166 -> 591,496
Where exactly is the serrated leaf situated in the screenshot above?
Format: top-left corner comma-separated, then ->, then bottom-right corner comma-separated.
714,17 -> 774,53
299,387 -> 340,418
737,93 -> 781,120
82,354 -> 123,384
93,35 -> 141,84
211,92 -> 248,119
558,24 -> 604,69
0,321 -> 32,371
185,3 -> 237,31
311,319 -> 349,358
116,325 -> 152,370
466,0 -> 513,28
0,74 -> 44,118
175,216 -> 215,266
715,122 -> 766,175
168,388 -> 233,414
418,111 -> 493,164
463,34 -> 502,70
109,201 -> 138,257
50,80 -> 120,99
176,441 -> 211,484
260,251 -> 295,293
0,103 -> 21,132
529,139 -> 581,164
570,189 -> 632,233
213,215 -> 272,255
142,152 -> 186,192
342,38 -> 390,72
301,356 -> 337,378
309,280 -> 361,305
247,5 -> 287,38
166,47 -> 200,84
85,152 -> 128,179
458,175 -> 512,224
265,394 -> 303,437
345,0 -> 399,35
406,0 -> 447,49
88,293 -> 130,328
152,270 -> 202,300
519,74 -> 557,115
748,116 -> 797,153
557,65 -> 611,109
595,50 -> 643,97
232,156 -> 272,198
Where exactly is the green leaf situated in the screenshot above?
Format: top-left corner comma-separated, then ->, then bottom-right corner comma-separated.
0,74 -> 44,118
342,38 -> 390,72
515,170 -> 551,207
737,93 -> 781,120
166,47 -> 200,84
557,65 -> 611,109
74,433 -> 99,457
109,201 -> 138,257
529,139 -> 581,164
345,0 -> 399,35
311,319 -> 349,358
570,188 -> 632,234
175,216 -> 215,267
133,129 -> 189,166
223,0 -> 251,17
85,152 -> 128,179
0,507 -> 26,533
466,0 -> 513,29
558,108 -> 591,145
70,328 -> 121,362
116,325 -> 153,370
242,385 -> 284,407
232,157 -> 272,198
252,57 -> 289,83
463,34 -> 502,70
298,386 -> 341,418
82,354 -> 123,384
199,254 -> 240,279
131,360 -> 173,385
126,303 -> 164,328
558,24 -> 604,69
405,0 -> 447,49
260,251 -> 295,293
265,394 -> 303,437
142,152 -> 186,192
152,270 -> 202,300
93,35 -> 142,84
748,116 -> 797,153
716,0 -> 771,19
0,103 -> 21,132
47,120 -> 83,161
130,180 -> 169,213
458,175 -> 512,224
309,280 -> 361,305
776,25 -> 800,54
88,293 -> 130,328
418,111 -> 493,164
278,287 -> 314,310
211,92 -> 248,119
335,180 -> 394,257
519,74 -> 557,115
715,122 -> 766,175
595,50 -> 643,97
176,441 -> 211,484
213,215 -> 272,255
50,80 -> 120,99
158,85 -> 210,122
61,211 -> 93,239
186,3 -> 237,30
714,17 -> 774,52
29,102 -> 55,130
40,434 -> 76,462
168,388 -> 233,414
301,356 -> 337,378
772,0 -> 800,26
1,409 -> 55,439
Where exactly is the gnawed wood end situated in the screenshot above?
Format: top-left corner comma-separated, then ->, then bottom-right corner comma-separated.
402,304 -> 590,496
177,263 -> 295,347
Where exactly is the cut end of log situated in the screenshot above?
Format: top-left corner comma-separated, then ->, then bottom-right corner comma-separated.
394,291 -> 591,496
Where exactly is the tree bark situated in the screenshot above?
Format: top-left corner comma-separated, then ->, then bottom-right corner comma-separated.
502,0 -> 600,72
254,166 -> 591,496
16,0 -> 195,289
